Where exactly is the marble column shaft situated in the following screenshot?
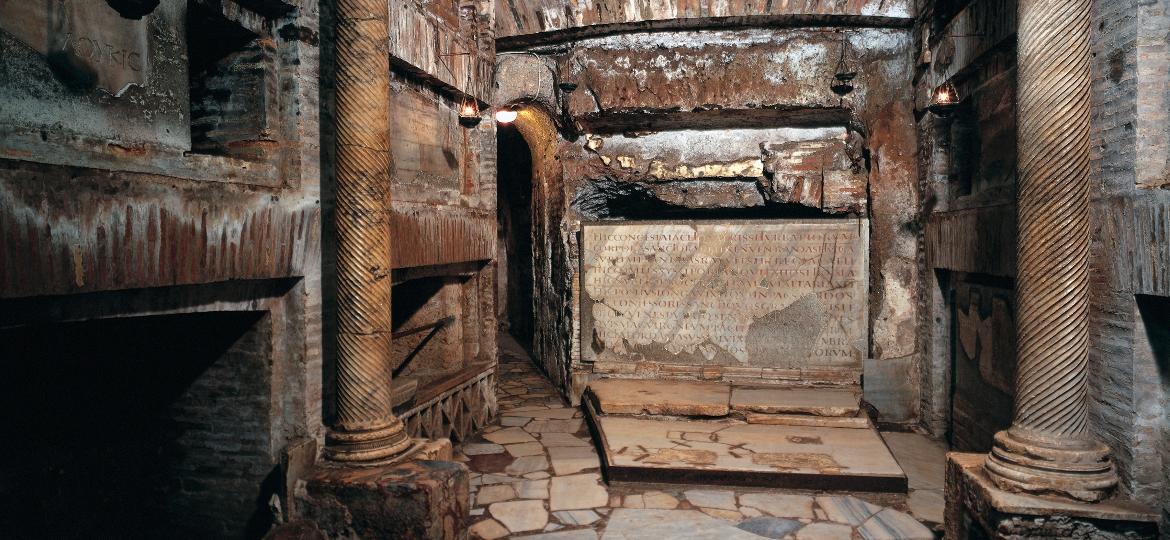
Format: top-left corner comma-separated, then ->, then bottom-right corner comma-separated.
984,0 -> 1117,502
325,0 -> 413,464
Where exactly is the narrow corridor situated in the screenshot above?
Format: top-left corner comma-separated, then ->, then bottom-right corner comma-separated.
455,335 -> 945,539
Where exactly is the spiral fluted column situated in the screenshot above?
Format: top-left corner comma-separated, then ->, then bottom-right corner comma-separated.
983,0 -> 1117,502
325,0 -> 413,464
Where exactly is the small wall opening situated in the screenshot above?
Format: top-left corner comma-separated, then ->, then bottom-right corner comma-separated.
1135,294 -> 1170,525
0,311 -> 277,539
186,1 -> 275,160
392,275 -> 469,404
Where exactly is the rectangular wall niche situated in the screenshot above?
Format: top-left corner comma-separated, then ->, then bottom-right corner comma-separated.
949,276 -> 1016,452
0,311 -> 277,538
580,219 -> 867,383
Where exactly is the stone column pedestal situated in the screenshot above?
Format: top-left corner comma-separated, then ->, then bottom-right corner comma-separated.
279,439 -> 469,540
946,453 -> 1159,539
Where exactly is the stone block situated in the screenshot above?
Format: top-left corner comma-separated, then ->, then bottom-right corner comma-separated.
295,459 -> 470,540
862,357 -> 916,423
944,453 -> 1160,540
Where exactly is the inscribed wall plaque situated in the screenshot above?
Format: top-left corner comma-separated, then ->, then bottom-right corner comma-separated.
581,220 -> 868,374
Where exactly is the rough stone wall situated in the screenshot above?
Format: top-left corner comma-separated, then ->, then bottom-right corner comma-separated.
496,24 -> 921,423
1087,0 -> 1170,527
0,0 -> 325,535
919,0 -> 1170,525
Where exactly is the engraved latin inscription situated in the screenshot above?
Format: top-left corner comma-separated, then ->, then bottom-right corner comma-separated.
581,221 -> 868,370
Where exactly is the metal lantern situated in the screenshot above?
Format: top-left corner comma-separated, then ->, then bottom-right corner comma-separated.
458,96 -> 482,127
927,81 -> 960,117
830,39 -> 857,97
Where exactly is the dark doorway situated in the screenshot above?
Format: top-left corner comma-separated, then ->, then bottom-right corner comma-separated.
497,123 -> 535,349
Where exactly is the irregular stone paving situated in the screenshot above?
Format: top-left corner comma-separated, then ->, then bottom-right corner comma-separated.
457,335 -> 939,539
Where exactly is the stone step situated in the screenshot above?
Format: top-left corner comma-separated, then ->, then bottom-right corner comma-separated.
585,378 -> 862,419
730,386 -> 861,417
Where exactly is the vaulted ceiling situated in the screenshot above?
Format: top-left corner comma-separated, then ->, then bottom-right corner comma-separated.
495,0 -> 914,44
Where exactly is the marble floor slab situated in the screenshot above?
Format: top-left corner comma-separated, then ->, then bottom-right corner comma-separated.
593,415 -> 906,491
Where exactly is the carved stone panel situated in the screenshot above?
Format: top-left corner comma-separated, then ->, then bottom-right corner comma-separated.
580,220 -> 868,378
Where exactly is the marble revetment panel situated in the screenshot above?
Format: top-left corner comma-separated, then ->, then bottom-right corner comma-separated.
580,220 -> 868,375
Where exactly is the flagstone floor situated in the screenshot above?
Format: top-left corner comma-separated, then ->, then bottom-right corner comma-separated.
454,335 -> 945,540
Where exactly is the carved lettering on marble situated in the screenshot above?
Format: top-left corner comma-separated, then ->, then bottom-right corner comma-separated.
581,220 -> 868,372
0,0 -> 150,95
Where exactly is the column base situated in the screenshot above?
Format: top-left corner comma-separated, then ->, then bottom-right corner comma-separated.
984,428 -> 1117,503
324,418 -> 415,466
292,439 -> 468,540
946,453 -> 1159,539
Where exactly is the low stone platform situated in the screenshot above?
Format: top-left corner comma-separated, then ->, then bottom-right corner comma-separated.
583,379 -> 906,492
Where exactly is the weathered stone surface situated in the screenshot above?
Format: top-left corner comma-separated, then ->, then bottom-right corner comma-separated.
683,490 -> 738,511
469,518 -> 510,540
730,387 -> 860,417
760,131 -> 868,214
506,455 -> 550,475
484,427 -> 538,445
506,442 -> 546,457
539,432 -> 592,447
815,496 -> 882,526
882,432 -> 947,490
514,478 -> 550,500
856,508 -> 933,540
476,484 -> 518,505
744,413 -> 870,429
581,221 -> 868,377
552,509 -> 601,525
548,446 -> 600,475
549,473 -> 609,511
794,522 -> 853,540
738,493 -> 815,519
601,509 -> 768,540
944,453 -> 1160,539
489,499 -> 548,533
526,418 -> 584,433
641,491 -> 679,509
296,460 -> 469,540
520,530 -> 599,540
588,378 -> 730,416
736,516 -> 804,539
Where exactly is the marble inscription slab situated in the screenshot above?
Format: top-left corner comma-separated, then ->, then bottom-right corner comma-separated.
0,0 -> 150,95
581,220 -> 868,372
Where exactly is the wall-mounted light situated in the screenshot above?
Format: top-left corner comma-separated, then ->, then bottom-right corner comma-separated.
495,108 -> 518,124
458,96 -> 482,127
927,81 -> 960,117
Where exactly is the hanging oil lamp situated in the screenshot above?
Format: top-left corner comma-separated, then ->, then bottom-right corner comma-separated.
830,38 -> 857,97
927,81 -> 960,117
458,95 -> 482,127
